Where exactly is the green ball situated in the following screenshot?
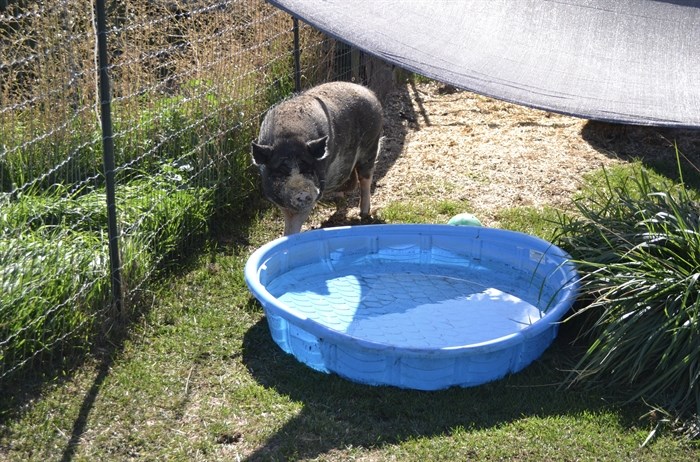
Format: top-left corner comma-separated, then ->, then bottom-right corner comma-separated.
447,213 -> 482,227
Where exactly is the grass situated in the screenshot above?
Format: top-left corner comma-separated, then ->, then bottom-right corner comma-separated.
0,64 -> 275,384
377,198 -> 472,224
0,164 -> 213,381
496,205 -> 562,242
2,163 -> 700,461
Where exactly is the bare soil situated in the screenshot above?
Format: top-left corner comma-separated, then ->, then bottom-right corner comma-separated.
307,79 -> 700,230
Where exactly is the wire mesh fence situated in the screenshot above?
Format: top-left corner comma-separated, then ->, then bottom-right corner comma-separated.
0,0 -> 360,388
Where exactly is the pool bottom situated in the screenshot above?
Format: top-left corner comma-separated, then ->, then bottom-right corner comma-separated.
268,261 -> 554,349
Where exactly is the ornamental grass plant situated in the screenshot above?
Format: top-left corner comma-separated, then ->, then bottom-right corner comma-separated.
556,158 -> 700,437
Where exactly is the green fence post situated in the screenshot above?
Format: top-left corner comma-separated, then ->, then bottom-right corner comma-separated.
94,0 -> 123,314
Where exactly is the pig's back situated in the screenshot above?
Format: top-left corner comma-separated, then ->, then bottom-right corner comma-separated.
306,82 -> 382,136
261,82 -> 382,142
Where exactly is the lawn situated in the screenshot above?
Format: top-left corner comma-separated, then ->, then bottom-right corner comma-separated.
1,170 -> 699,461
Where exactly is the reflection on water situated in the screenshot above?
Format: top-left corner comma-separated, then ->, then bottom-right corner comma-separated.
267,261 -> 554,348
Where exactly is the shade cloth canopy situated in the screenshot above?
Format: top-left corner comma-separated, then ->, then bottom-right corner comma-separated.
270,0 -> 700,128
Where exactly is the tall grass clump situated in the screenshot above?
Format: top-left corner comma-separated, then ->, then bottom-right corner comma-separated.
0,226 -> 111,378
556,160 -> 700,433
0,163 -> 213,380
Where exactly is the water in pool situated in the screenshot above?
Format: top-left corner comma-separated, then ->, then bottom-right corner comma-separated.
266,260 -> 554,349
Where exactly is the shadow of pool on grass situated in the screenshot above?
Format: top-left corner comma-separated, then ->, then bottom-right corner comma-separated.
240,317 -> 641,461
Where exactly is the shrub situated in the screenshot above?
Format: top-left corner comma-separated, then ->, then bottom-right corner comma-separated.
556,161 -> 700,425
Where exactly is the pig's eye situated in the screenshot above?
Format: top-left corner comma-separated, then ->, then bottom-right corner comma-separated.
297,160 -> 316,175
270,164 -> 291,176
267,157 -> 315,177
268,158 -> 292,175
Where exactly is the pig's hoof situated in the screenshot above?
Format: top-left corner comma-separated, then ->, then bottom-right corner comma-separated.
359,213 -> 376,225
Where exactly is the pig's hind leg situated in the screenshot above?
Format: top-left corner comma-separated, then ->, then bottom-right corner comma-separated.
355,136 -> 382,220
358,172 -> 373,219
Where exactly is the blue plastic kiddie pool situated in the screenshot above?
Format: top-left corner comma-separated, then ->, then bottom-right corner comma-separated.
244,224 -> 579,390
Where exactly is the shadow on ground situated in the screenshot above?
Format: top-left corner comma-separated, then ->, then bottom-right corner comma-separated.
581,121 -> 700,187
240,318 -> 642,461
0,320 -> 130,462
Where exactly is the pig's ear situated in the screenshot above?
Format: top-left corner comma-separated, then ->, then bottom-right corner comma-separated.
251,141 -> 273,165
307,136 -> 329,160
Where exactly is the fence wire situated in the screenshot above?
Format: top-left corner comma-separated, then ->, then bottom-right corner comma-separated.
0,0 -> 356,387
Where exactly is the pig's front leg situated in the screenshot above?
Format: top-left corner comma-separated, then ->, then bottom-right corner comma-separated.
282,208 -> 313,236
358,173 -> 373,219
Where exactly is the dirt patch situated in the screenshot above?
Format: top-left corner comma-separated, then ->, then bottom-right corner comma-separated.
307,79 -> 699,230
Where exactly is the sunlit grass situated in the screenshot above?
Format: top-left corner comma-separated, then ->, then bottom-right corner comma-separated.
377,198 -> 472,224
495,205 -> 561,240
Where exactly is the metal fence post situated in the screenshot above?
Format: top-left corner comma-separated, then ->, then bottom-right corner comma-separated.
94,0 -> 123,314
293,17 -> 301,92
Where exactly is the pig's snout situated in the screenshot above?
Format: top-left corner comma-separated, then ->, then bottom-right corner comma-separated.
279,172 -> 320,235
283,172 -> 319,211
290,190 -> 315,209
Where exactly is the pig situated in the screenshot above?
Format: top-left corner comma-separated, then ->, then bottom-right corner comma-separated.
251,81 -> 383,235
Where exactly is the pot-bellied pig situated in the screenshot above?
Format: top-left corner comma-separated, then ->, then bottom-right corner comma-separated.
251,81 -> 383,235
